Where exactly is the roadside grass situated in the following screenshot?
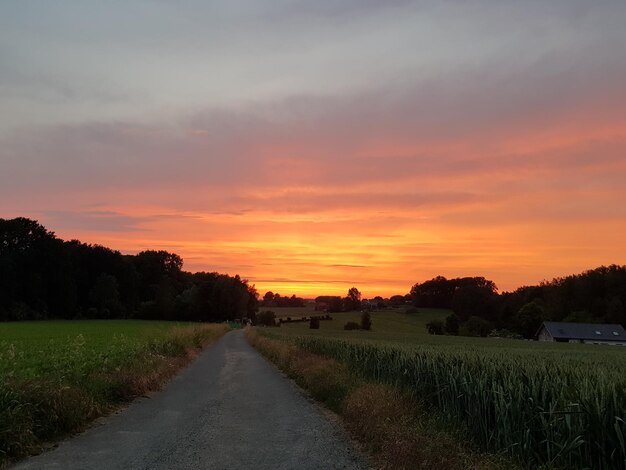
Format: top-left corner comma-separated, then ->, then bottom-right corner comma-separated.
0,320 -> 228,466
246,328 -> 514,470
265,313 -> 626,469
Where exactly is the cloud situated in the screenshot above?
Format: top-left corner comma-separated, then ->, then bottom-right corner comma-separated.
1,0 -> 625,295
39,211 -> 150,233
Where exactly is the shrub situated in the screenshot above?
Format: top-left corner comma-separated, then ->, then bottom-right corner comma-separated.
344,321 -> 360,330
488,329 -> 523,339
462,316 -> 493,337
309,317 -> 320,329
426,320 -> 444,335
405,307 -> 419,314
444,314 -> 460,335
360,312 -> 372,331
256,310 -> 276,327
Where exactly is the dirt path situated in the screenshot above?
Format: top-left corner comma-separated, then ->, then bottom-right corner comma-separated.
12,330 -> 366,470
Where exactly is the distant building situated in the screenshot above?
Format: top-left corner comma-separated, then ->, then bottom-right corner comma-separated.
536,322 -> 626,346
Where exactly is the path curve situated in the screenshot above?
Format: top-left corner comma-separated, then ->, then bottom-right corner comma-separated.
12,330 -> 366,470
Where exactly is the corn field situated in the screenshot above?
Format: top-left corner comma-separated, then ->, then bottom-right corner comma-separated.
284,335 -> 626,469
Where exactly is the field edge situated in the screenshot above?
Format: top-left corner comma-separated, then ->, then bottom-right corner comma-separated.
245,327 -> 515,470
0,323 -> 229,468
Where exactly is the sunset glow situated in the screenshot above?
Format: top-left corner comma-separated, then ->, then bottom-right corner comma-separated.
2,1 -> 625,297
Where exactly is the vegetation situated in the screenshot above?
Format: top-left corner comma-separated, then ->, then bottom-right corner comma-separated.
344,321 -> 360,331
0,320 -> 228,464
256,310 -> 277,327
309,317 -> 320,329
410,266 -> 626,338
268,308 -> 626,469
315,287 -> 363,313
246,329 -> 512,470
261,291 -> 305,308
0,218 -> 258,323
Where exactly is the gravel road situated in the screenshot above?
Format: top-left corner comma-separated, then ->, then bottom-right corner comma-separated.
12,330 -> 366,470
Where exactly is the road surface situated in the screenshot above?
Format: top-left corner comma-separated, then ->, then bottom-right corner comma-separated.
13,330 -> 366,470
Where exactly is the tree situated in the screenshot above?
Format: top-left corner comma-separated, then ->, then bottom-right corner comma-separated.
389,295 -> 406,307
515,301 -> 546,338
256,310 -> 276,326
606,296 -> 625,325
88,274 -> 122,318
451,278 -> 498,322
426,320 -> 444,335
345,287 -> 362,311
263,291 -> 275,306
327,296 -> 344,313
360,311 -> 372,331
463,316 -> 494,337
411,276 -> 455,308
444,314 -> 460,335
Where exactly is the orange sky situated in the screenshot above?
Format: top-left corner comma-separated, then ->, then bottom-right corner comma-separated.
2,2 -> 626,298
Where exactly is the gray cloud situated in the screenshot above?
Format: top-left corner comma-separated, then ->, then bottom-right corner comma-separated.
40,210 -> 149,232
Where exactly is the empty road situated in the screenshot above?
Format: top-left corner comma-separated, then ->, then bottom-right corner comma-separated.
13,330 -> 366,470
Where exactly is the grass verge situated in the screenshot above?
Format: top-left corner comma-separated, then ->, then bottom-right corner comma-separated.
246,328 -> 514,470
0,323 -> 228,467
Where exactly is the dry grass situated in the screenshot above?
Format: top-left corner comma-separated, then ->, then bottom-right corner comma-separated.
246,328 -> 513,470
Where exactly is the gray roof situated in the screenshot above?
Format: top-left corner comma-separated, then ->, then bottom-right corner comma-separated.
540,322 -> 626,341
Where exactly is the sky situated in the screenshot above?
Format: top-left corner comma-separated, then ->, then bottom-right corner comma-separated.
1,1 -> 625,297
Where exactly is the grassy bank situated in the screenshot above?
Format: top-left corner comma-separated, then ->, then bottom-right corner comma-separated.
246,328 -> 512,470
0,320 -> 228,465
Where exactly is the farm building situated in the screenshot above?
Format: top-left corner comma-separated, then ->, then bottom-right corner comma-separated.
536,321 -> 626,345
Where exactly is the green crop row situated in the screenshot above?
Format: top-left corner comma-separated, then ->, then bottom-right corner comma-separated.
276,334 -> 626,469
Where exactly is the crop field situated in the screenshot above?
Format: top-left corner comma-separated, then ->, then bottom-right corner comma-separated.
0,320 -> 228,464
264,310 -> 626,469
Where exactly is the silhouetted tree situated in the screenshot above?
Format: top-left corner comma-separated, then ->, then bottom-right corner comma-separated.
463,316 -> 493,337
88,274 -> 122,318
0,218 -> 259,323
514,301 -> 546,338
426,320 -> 444,335
345,287 -> 362,311
444,314 -> 460,335
256,310 -> 276,326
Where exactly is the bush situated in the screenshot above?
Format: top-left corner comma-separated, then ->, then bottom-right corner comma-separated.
426,320 -> 444,335
344,321 -> 360,330
444,314 -> 460,335
256,310 -> 276,327
462,316 -> 493,337
360,312 -> 372,331
405,307 -> 419,314
488,329 -> 523,340
309,317 -> 320,329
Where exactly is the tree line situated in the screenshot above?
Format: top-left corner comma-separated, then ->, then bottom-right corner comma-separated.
261,291 -> 305,308
0,218 -> 258,322
411,267 -> 626,338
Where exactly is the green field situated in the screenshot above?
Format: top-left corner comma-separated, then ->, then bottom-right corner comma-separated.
264,309 -> 626,469
0,320 -> 227,463
1,320 -> 200,381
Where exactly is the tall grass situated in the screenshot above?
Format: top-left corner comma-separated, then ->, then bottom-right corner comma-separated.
274,334 -> 626,469
247,329 -> 511,470
0,322 -> 228,465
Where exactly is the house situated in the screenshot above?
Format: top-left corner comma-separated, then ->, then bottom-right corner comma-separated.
536,322 -> 626,346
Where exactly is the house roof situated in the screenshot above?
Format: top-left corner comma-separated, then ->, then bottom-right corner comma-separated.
539,322 -> 626,341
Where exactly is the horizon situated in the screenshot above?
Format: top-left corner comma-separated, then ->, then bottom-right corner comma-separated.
9,215 -> 623,299
2,1 -> 625,298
